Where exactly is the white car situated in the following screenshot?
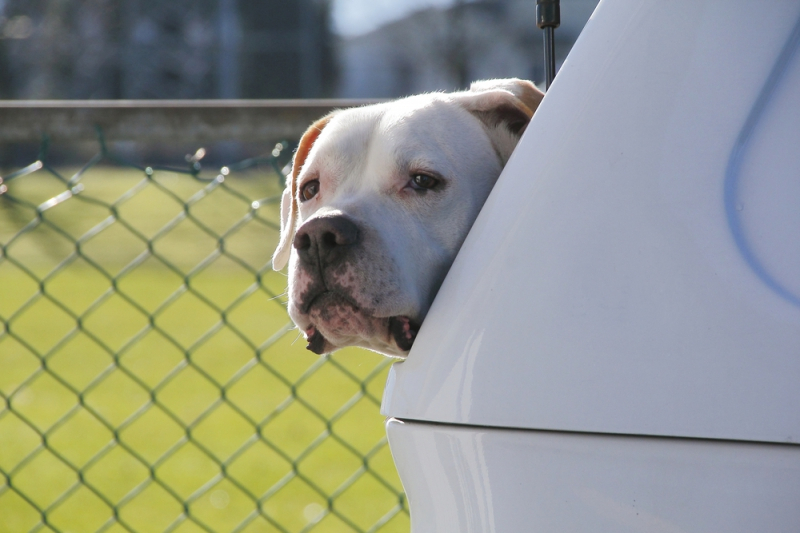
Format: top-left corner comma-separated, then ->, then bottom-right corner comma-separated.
381,0 -> 800,531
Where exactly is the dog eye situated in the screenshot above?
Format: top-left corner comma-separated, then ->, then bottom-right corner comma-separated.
409,173 -> 439,190
300,179 -> 320,202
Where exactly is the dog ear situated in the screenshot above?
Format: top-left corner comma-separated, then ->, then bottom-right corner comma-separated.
272,113 -> 336,271
457,78 -> 544,138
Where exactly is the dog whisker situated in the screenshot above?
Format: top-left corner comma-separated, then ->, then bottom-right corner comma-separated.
290,330 -> 304,346
266,291 -> 288,302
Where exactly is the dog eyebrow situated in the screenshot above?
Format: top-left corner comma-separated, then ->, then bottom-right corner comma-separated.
404,156 -> 438,170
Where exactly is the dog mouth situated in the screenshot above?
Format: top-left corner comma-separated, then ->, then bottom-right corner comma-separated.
305,325 -> 328,354
303,316 -> 419,355
299,290 -> 420,354
388,316 -> 420,352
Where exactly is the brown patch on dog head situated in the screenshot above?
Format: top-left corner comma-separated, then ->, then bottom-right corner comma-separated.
469,78 -> 544,118
451,78 -> 544,165
272,112 -> 337,270
472,103 -> 531,136
462,78 -> 544,136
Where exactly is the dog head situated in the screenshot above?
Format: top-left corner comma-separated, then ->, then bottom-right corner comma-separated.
273,78 -> 543,357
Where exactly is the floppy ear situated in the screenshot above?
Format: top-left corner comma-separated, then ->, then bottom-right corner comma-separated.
468,78 -> 544,119
272,113 -> 336,270
455,79 -> 544,159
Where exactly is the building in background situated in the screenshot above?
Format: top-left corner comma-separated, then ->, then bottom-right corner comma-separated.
0,0 -> 336,99
0,0 -> 597,100
336,0 -> 599,97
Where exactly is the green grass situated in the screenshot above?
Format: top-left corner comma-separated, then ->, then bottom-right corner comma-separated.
0,161 -> 408,533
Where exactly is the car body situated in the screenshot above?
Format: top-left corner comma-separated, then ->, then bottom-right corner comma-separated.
381,0 -> 800,531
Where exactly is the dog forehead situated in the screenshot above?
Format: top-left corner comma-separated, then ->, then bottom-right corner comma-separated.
312,94 -> 485,164
378,95 -> 487,146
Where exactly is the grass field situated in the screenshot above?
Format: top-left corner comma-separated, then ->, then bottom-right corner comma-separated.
0,159 -> 408,533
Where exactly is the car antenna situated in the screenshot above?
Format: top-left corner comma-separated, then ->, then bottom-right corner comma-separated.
536,0 -> 560,90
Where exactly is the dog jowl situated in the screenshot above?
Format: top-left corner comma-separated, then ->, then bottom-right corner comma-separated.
272,78 -> 543,357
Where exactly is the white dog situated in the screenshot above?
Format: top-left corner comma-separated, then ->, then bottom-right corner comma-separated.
273,79 -> 543,357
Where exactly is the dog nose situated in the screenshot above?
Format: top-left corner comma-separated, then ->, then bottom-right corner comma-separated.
293,215 -> 360,266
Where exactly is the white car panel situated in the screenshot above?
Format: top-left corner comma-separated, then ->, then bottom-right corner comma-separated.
387,418 -> 800,533
382,0 -> 800,444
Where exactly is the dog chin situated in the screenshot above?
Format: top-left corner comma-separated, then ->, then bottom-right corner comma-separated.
291,293 -> 419,357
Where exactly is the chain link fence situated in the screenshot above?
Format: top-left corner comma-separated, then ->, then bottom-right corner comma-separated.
0,105 -> 407,533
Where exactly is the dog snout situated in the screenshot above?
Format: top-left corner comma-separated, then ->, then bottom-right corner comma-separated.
293,215 -> 360,267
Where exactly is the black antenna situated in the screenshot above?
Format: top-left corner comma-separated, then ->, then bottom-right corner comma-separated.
536,0 -> 560,90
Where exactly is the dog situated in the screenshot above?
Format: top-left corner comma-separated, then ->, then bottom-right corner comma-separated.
272,78 -> 543,357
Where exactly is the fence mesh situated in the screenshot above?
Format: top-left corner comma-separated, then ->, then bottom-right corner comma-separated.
0,134 -> 407,533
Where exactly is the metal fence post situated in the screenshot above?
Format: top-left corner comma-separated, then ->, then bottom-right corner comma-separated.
536,0 -> 561,90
